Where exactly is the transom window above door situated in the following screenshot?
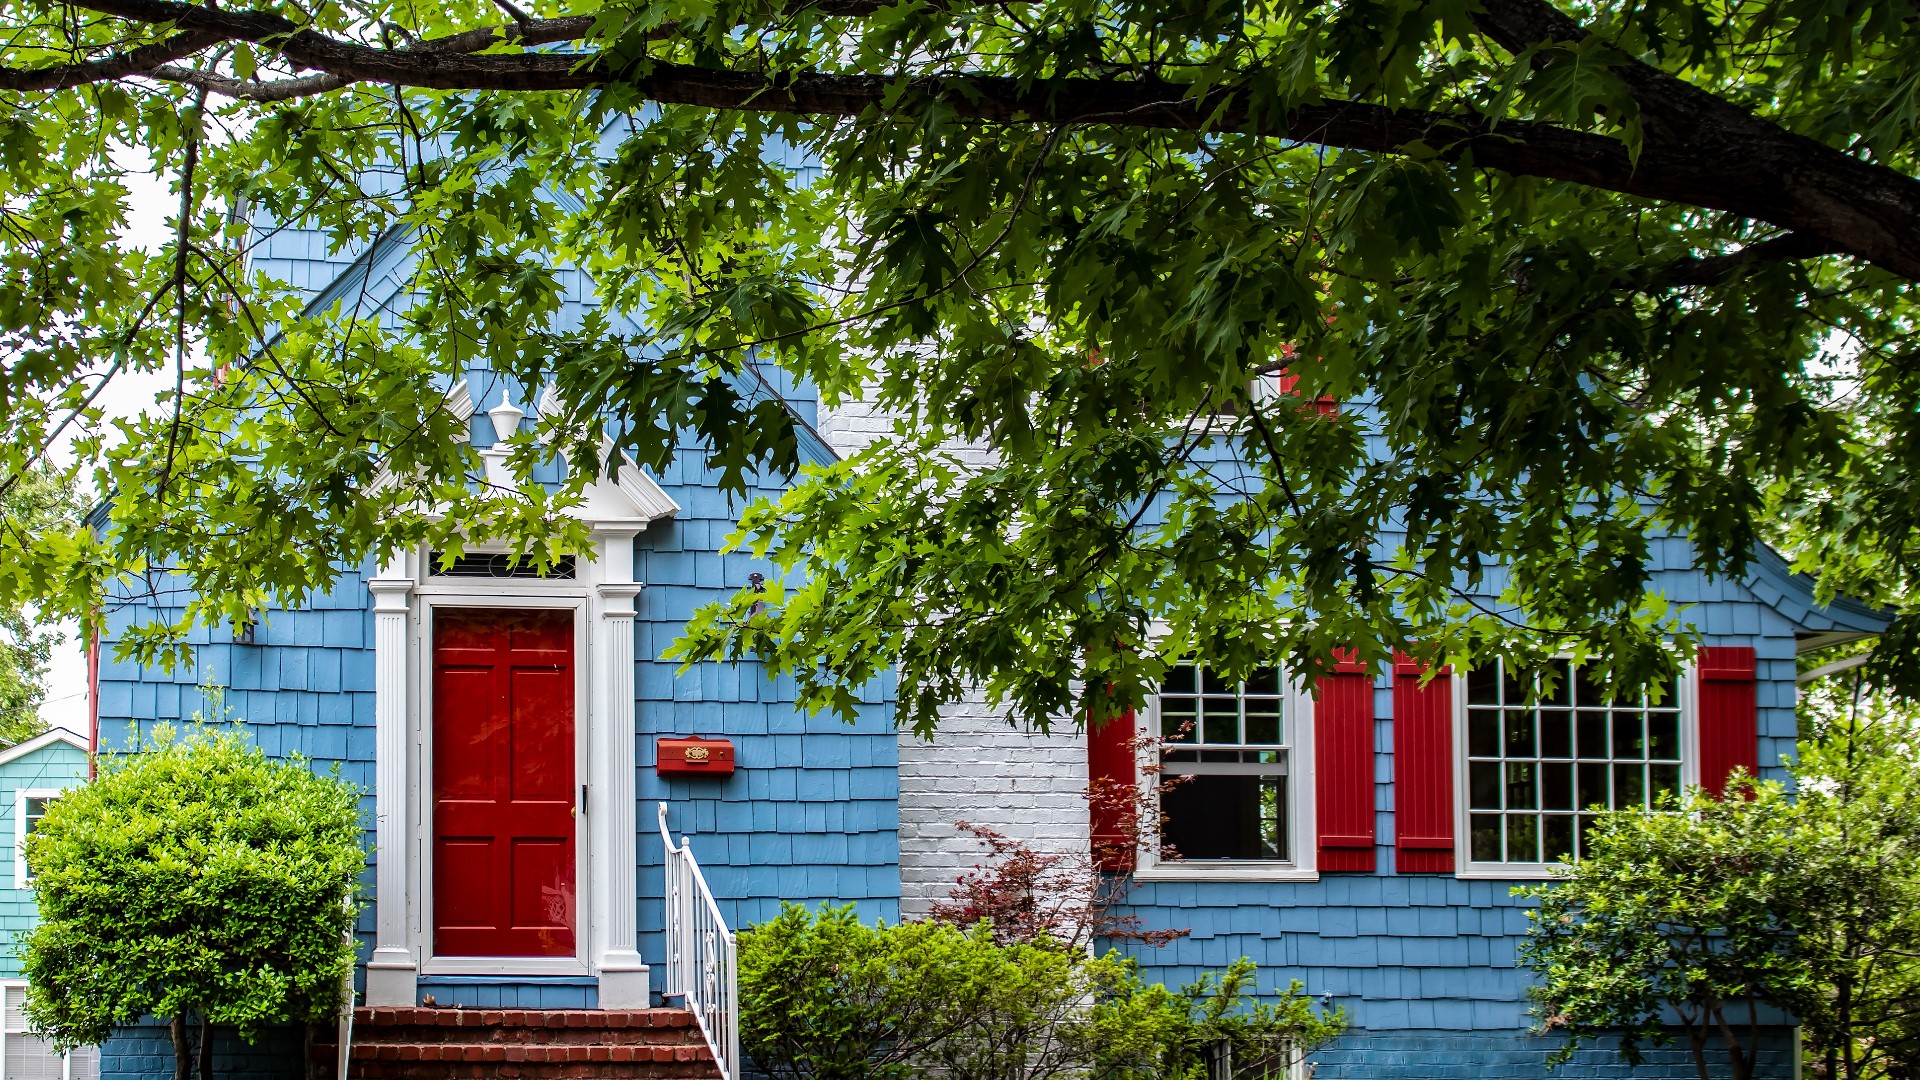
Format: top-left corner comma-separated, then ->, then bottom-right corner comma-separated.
1156,663 -> 1291,862
1464,658 -> 1684,868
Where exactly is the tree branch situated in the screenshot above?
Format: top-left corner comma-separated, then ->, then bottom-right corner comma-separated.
0,28 -> 225,89
31,0 -> 1920,281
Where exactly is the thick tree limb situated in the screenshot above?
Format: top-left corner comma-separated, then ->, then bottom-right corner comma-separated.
0,28 -> 224,89
25,0 -> 1920,281
1651,233 -> 1845,289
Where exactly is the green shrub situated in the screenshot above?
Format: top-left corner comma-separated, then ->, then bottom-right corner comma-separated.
738,904 -> 1344,1080
21,724 -> 364,1080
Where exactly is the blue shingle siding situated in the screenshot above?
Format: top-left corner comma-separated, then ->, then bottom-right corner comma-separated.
1308,1028 -> 1798,1079
0,739 -> 90,977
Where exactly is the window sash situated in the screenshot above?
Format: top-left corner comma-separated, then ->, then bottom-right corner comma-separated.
1457,657 -> 1692,871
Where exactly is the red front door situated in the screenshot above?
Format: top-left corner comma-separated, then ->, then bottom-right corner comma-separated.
432,608 -> 577,957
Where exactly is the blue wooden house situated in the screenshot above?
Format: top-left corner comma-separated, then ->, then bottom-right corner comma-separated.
0,728 -> 97,1080
85,211 -> 1887,1079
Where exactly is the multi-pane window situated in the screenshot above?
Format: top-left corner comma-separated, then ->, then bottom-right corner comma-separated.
2,983 -> 96,1080
1466,658 -> 1683,865
1157,663 -> 1290,861
13,794 -> 57,887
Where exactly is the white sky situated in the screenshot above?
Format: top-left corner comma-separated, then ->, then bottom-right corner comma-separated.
40,157 -> 180,740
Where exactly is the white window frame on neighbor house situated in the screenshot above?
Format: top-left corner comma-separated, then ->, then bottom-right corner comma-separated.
1451,656 -> 1699,881
1131,659 -> 1319,883
1,980 -> 97,1079
13,789 -> 64,888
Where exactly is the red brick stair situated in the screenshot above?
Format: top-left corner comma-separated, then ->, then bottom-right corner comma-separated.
312,1007 -> 721,1079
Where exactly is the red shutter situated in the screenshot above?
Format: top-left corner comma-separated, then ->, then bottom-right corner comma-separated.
1274,367 -> 1338,417
1315,652 -> 1376,872
1393,653 -> 1455,873
1088,708 -> 1137,871
1697,646 -> 1759,799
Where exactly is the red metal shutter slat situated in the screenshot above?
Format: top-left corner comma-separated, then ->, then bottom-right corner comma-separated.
1088,708 -> 1137,871
1315,652 -> 1376,872
1393,654 -> 1455,873
1696,646 -> 1759,799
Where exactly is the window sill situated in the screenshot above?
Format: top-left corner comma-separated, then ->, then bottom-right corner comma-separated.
1132,863 -> 1320,883
1453,865 -> 1566,881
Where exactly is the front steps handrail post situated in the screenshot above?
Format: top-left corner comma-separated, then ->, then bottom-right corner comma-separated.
657,802 -> 739,1080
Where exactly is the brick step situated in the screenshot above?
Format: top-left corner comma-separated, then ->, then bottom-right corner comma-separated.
312,1059 -> 718,1080
356,1009 -> 702,1031
330,1009 -> 704,1047
308,1008 -> 722,1079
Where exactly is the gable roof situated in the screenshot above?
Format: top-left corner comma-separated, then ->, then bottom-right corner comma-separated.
0,729 -> 89,768
285,219 -> 839,472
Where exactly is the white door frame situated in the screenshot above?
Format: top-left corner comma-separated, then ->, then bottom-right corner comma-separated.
365,386 -> 676,1008
414,587 -> 593,977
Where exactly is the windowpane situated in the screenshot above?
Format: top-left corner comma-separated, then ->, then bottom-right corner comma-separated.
1202,702 -> 1239,744
1161,774 -> 1287,860
1543,815 -> 1576,862
1615,763 -> 1646,809
1506,814 -> 1539,863
1612,713 -> 1645,760
1541,762 -> 1573,810
1505,763 -> 1537,809
1471,815 -> 1502,862
1540,710 -> 1572,759
1578,763 -> 1610,808
1244,667 -> 1280,697
1647,713 -> 1680,760
1468,711 -> 1500,757
1160,699 -> 1197,742
1650,763 -> 1682,803
1470,762 -> 1502,810
1577,712 -> 1609,758
1468,666 -> 1499,705
1504,711 -> 1535,757
1243,698 -> 1281,744
1466,658 -> 1689,865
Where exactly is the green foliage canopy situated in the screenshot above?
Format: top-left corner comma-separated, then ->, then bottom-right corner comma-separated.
0,0 -> 1917,722
1518,716 -> 1920,1080
0,463 -> 81,746
21,726 -> 364,1053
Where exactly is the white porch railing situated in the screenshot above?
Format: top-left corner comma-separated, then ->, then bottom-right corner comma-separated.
657,802 -> 741,1080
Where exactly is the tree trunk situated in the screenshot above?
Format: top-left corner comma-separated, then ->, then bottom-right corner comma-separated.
198,1017 -> 214,1080
170,1015 -> 190,1080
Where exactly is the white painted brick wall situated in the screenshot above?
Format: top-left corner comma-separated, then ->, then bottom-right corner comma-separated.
820,396 -> 1091,916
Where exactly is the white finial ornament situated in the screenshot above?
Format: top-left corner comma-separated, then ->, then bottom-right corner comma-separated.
487,398 -> 525,444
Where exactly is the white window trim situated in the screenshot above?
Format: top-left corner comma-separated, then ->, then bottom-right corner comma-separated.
1131,670 -> 1320,883
1451,658 -> 1699,881
14,788 -> 68,889
1,979 -> 91,1080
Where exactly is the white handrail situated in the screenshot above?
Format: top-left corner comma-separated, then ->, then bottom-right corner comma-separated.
338,891 -> 356,1080
657,802 -> 740,1080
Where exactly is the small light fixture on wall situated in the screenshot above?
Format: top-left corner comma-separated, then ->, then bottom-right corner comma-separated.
231,611 -> 259,645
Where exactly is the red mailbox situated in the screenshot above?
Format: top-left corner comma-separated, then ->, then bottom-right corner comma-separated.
656,735 -> 736,777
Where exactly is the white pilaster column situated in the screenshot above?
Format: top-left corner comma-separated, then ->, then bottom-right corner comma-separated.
592,529 -> 649,1007
365,566 -> 419,1007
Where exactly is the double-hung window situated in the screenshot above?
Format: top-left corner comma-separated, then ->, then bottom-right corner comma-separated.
1460,657 -> 1685,871
1,982 -> 96,1079
13,792 -> 60,889
1155,663 -> 1294,862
